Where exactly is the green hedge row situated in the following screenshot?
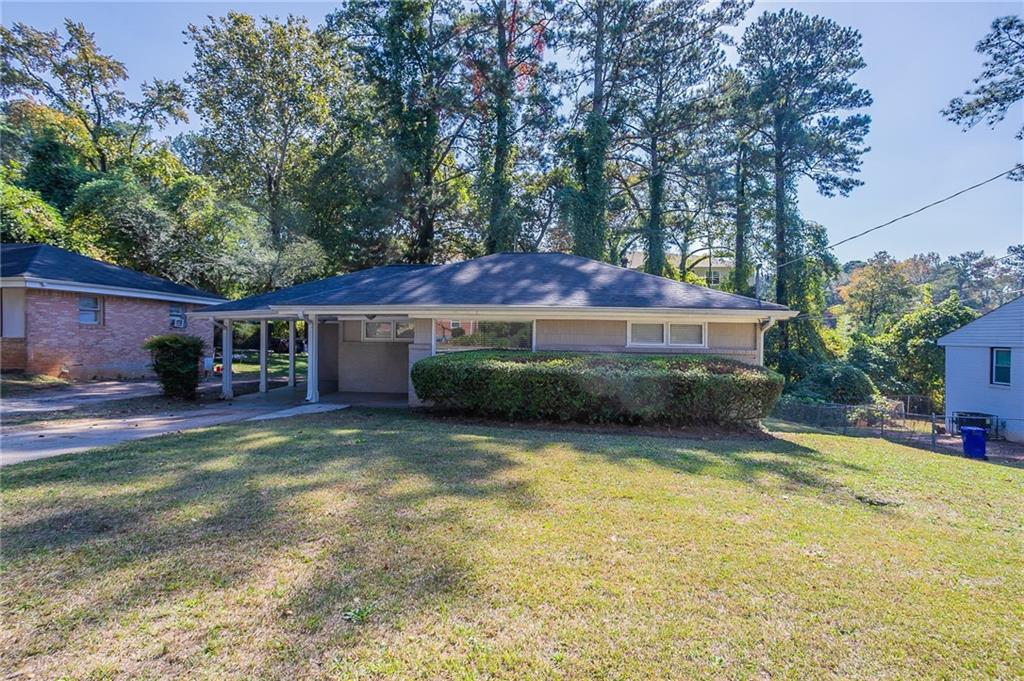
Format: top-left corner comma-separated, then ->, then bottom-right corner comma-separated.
410,351 -> 784,426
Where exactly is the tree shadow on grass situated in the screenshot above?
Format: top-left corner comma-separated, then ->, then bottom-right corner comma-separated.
1,408 -> 881,677
0,409 -> 542,676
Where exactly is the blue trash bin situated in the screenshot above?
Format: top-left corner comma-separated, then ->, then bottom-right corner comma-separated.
961,426 -> 987,460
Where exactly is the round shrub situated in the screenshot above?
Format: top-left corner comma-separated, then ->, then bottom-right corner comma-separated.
410,351 -> 785,426
790,361 -> 877,405
143,334 -> 206,400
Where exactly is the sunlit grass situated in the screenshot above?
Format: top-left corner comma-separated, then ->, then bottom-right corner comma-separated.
1,410 -> 1021,679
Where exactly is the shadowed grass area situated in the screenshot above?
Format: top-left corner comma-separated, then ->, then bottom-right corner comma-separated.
1,410 -> 1021,679
0,372 -> 72,397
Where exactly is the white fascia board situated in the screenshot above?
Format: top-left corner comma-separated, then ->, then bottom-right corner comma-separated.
264,304 -> 797,323
3,276 -> 223,305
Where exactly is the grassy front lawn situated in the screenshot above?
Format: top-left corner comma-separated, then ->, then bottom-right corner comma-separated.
228,352 -> 308,378
2,412 -> 1021,679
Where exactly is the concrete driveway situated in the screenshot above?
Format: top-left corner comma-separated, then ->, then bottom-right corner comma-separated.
1,387 -> 347,466
0,380 -> 164,414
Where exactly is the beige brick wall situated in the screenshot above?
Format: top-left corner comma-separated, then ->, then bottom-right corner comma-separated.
24,289 -> 215,379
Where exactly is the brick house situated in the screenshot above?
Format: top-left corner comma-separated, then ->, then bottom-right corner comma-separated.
1,244 -> 222,380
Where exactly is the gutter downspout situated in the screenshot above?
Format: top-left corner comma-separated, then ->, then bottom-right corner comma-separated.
757,318 -> 776,367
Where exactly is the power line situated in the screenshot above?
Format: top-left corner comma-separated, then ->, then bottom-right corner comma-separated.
778,165 -> 1021,270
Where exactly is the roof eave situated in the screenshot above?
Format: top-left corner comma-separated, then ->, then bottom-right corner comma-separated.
1,276 -> 224,305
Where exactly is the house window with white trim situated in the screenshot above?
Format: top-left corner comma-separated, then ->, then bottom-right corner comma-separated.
169,303 -> 187,328
991,348 -> 1011,386
78,295 -> 102,325
362,320 -> 415,342
628,321 -> 706,348
706,271 -> 721,287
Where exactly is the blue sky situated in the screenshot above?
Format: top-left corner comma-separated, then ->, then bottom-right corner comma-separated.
4,1 -> 1022,264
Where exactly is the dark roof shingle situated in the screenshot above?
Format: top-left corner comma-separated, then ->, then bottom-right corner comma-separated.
1,243 -> 222,301
198,253 -> 786,314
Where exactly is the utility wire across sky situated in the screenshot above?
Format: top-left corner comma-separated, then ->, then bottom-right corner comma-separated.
777,165 -> 1022,270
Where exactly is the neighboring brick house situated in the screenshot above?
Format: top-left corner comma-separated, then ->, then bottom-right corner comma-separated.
1,244 -> 222,380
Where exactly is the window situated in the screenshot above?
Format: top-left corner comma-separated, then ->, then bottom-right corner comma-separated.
991,348 -> 1011,385
630,323 -> 665,345
395,321 -> 415,339
669,323 -> 703,346
628,321 -> 707,348
78,296 -> 102,325
362,320 -> 415,342
169,303 -> 186,328
706,271 -> 721,287
435,320 -> 533,352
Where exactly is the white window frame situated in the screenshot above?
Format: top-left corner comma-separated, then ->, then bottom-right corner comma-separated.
362,320 -> 414,343
707,271 -> 721,286
78,295 -> 103,326
627,320 -> 708,349
169,303 -> 187,328
991,347 -> 1011,386
450,319 -> 461,329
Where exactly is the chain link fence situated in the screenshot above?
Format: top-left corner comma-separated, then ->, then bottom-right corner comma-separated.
770,398 -> 1020,452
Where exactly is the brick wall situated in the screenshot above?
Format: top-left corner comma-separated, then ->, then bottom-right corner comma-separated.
24,289 -> 215,379
1,338 -> 28,372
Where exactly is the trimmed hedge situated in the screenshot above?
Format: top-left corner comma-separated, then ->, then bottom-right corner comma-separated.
410,351 -> 784,426
143,334 -> 205,400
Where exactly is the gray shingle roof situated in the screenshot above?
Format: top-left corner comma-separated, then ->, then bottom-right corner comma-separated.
2,243 -> 223,301
198,253 -> 787,314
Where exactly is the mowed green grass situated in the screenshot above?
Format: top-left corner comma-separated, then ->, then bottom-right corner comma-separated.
1,411 -> 1021,679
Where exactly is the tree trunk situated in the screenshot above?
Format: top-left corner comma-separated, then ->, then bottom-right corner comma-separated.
571,0 -> 609,261
485,1 -> 515,254
644,138 -> 666,276
732,141 -> 753,296
772,114 -> 790,348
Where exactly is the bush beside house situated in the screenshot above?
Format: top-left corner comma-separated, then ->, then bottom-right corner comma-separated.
411,351 -> 784,426
143,334 -> 205,399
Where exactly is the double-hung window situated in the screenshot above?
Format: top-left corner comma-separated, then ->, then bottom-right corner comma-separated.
78,296 -> 102,325
991,348 -> 1011,386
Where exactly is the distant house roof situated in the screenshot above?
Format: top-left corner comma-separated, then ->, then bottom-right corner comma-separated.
197,253 -> 789,317
624,252 -> 735,271
1,243 -> 223,304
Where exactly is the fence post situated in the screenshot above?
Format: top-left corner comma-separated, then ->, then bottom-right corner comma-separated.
842,406 -> 848,436
931,412 -> 937,452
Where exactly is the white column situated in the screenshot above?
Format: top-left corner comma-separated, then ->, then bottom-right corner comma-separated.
258,319 -> 268,393
287,320 -> 296,387
305,314 -> 319,403
221,320 -> 234,400
430,318 -> 436,356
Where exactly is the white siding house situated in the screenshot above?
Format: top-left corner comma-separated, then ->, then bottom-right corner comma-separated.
938,296 -> 1024,443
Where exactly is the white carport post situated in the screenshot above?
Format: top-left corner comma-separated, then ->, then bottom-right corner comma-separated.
221,320 -> 234,400
287,320 -> 296,387
258,319 -> 269,393
305,314 -> 319,403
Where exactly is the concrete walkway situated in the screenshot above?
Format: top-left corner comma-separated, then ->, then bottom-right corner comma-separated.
1,387 -> 348,466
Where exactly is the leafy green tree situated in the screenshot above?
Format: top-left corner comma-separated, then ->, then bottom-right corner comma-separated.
185,12 -> 345,243
560,0 -> 646,260
465,0 -> 559,254
883,291 -> 978,406
837,251 -> 914,333
326,0 -> 469,264
944,15 -> 1024,178
621,0 -> 747,276
739,9 -> 871,331
0,181 -> 90,250
1,20 -> 186,172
